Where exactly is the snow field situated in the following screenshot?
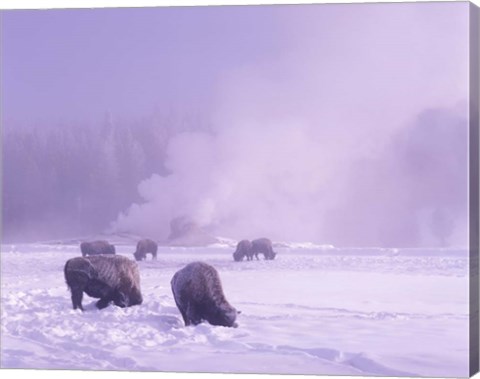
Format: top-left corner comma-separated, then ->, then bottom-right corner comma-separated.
1,244 -> 470,377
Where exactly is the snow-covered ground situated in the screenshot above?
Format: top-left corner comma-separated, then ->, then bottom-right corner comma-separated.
0,243 -> 470,377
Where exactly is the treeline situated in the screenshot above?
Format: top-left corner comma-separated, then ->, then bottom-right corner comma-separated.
2,112 -> 209,242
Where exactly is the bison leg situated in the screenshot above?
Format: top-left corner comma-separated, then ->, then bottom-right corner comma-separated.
94,282 -> 114,309
96,295 -> 113,309
112,291 -> 128,308
180,308 -> 191,326
65,270 -> 90,311
174,298 -> 190,326
152,251 -> 157,260
186,303 -> 202,326
71,288 -> 84,311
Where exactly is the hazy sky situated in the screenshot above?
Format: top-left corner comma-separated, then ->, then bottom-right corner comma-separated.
2,5 -> 288,124
2,3 -> 468,124
2,2 -> 472,246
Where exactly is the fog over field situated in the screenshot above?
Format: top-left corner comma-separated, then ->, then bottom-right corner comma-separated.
2,2 -> 469,248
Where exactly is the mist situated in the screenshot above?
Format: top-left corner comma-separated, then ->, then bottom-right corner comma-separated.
112,3 -> 469,247
2,3 -> 470,247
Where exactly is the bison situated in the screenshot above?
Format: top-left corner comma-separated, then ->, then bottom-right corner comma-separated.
233,239 -> 252,261
133,238 -> 158,261
64,255 -> 143,311
171,262 -> 239,327
80,240 -> 115,257
251,238 -> 277,260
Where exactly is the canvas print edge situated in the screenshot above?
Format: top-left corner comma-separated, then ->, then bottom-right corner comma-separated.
469,1 -> 480,376
1,0 -> 479,377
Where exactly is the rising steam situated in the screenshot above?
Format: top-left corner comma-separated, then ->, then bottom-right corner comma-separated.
112,3 -> 469,247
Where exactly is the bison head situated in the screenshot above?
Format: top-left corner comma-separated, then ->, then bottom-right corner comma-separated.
232,252 -> 244,262
210,306 -> 240,327
113,287 -> 143,308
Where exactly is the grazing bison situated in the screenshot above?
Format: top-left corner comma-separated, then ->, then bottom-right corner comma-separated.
64,255 -> 143,311
233,239 -> 252,261
80,240 -> 115,257
133,238 -> 158,261
171,262 -> 239,327
251,238 -> 277,260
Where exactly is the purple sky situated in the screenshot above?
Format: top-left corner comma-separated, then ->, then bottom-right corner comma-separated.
2,3 -> 468,124
2,2 -> 472,247
2,6 -> 288,124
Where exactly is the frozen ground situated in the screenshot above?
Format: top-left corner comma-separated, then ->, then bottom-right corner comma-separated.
0,242 -> 470,377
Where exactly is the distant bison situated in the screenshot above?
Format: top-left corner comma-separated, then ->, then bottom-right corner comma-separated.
233,239 -> 252,261
251,238 -> 277,260
64,255 -> 143,311
171,262 -> 239,327
133,238 -> 158,261
80,240 -> 115,257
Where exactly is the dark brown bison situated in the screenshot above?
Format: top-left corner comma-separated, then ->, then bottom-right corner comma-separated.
171,262 -> 240,327
80,240 -> 115,257
133,238 -> 158,261
233,239 -> 252,261
64,255 -> 143,311
251,238 -> 277,260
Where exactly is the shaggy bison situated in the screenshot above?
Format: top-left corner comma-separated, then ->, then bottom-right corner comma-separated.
64,255 -> 143,311
171,262 -> 239,327
80,240 -> 115,257
251,238 -> 277,260
133,238 -> 158,261
232,239 -> 252,261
